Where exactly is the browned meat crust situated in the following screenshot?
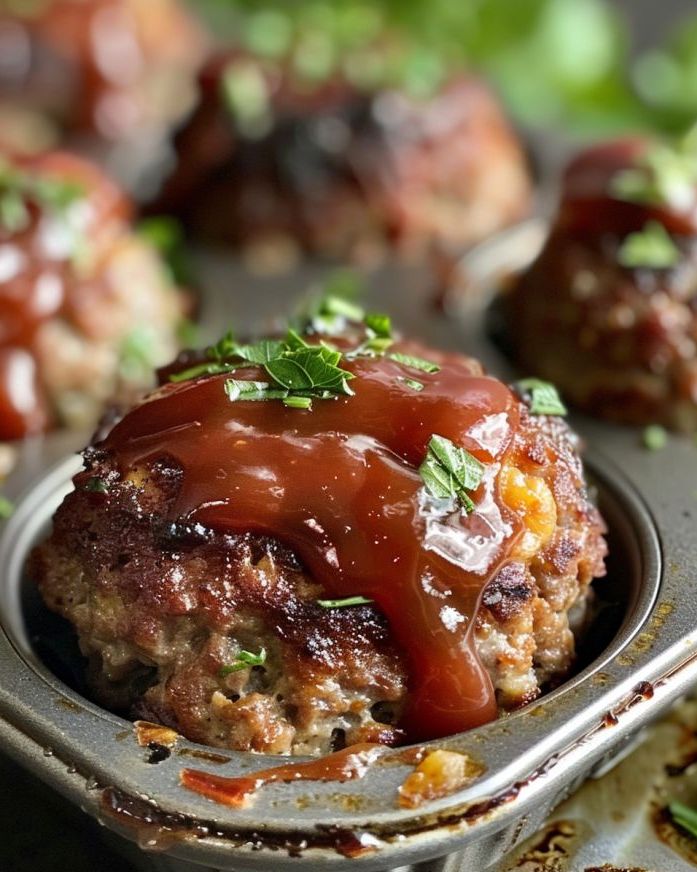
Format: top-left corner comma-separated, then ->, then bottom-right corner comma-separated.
508,230 -> 697,430
506,137 -> 697,431
0,0 -> 206,153
32,397 -> 606,755
154,54 -> 531,264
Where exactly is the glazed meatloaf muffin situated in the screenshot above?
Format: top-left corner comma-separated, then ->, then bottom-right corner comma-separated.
0,0 -> 205,158
507,136 -> 697,431
0,149 -> 185,443
154,48 -> 531,266
32,315 -> 606,754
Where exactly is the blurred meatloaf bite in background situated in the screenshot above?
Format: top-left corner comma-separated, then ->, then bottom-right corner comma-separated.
154,42 -> 531,267
32,310 -> 606,755
0,150 -> 186,444
0,0 -> 206,163
506,135 -> 697,431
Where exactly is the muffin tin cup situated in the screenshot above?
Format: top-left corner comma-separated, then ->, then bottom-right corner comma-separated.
0,241 -> 696,871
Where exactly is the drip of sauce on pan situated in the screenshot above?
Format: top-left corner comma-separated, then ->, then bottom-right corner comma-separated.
0,152 -> 128,439
101,339 -> 523,740
180,743 -> 388,808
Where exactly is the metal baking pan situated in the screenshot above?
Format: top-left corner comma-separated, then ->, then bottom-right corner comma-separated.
0,244 -> 696,872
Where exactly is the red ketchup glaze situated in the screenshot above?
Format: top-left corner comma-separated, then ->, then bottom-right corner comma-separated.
100,341 -> 524,741
0,151 -> 129,440
181,743 -> 388,808
560,137 -> 697,238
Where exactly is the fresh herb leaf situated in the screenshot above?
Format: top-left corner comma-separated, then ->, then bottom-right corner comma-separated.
137,216 -> 191,286
265,347 -> 355,396
364,312 -> 392,338
317,595 -> 374,608
669,801 -> 697,840
389,352 -> 441,374
208,331 -> 238,362
294,270 -> 366,335
643,424 -> 668,451
219,647 -> 267,677
85,478 -> 109,494
611,139 -> 697,211
224,379 -> 288,401
234,339 -> 285,364
617,221 -> 680,269
285,328 -> 310,351
283,395 -> 313,409
221,61 -> 272,136
515,378 -> 568,416
419,434 -> 485,513
399,376 -> 424,392
0,159 -> 83,234
170,361 -> 246,383
320,295 -> 365,323
0,495 -> 14,519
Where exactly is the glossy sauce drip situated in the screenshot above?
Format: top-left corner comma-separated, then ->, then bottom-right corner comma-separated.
0,152 -> 128,440
181,743 -> 387,808
101,342 -> 523,740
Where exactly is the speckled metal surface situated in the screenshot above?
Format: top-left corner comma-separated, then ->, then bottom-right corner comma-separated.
0,243 -> 696,872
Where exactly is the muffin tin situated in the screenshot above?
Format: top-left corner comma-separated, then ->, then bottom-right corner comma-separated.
0,240 -> 696,871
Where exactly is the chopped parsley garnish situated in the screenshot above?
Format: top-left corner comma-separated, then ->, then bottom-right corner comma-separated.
219,648 -> 267,677
208,330 -> 238,362
399,376 -> 424,392
85,478 -> 109,494
611,139 -> 697,211
643,424 -> 668,451
283,395 -> 313,409
137,216 -> 191,286
388,352 -> 440,374
317,595 -> 374,608
170,361 -> 247,383
319,294 -> 365,323
294,270 -> 366,335
364,313 -> 392,338
173,325 -> 357,408
669,801 -> 697,840
224,379 -> 287,402
0,495 -> 14,519
0,159 -> 84,234
221,60 -> 272,136
171,298 -> 443,408
617,221 -> 680,270
265,346 -> 355,395
419,434 -> 485,513
515,378 -> 567,416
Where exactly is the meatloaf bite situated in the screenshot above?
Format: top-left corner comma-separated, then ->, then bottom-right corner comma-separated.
506,136 -> 697,431
154,45 -> 531,267
32,311 -> 606,754
0,149 -> 186,443
0,0 -> 205,159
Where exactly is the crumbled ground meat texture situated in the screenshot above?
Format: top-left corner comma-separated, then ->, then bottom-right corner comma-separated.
155,60 -> 531,265
507,231 -> 697,431
32,403 -> 606,755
